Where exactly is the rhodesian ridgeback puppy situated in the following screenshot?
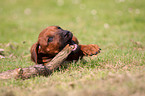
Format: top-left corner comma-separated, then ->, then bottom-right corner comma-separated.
31,26 -> 101,65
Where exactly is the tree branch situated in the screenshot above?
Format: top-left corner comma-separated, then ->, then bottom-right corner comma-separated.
0,44 -> 74,79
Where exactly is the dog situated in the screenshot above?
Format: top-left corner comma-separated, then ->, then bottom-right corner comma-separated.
31,26 -> 101,65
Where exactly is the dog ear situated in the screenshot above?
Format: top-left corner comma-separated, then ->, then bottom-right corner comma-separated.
30,42 -> 39,64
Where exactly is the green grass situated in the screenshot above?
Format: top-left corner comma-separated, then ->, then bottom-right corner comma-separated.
0,0 -> 145,96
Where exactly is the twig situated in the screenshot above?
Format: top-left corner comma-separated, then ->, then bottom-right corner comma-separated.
0,44 -> 74,79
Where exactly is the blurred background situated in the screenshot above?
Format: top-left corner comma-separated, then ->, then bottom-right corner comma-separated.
0,0 -> 144,45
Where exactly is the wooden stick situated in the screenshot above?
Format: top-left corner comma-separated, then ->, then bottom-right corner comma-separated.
0,44 -> 74,79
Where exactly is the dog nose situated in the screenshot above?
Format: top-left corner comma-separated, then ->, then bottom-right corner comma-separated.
98,48 -> 101,53
63,30 -> 70,37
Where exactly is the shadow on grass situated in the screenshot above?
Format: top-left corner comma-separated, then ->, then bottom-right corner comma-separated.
55,57 -> 103,73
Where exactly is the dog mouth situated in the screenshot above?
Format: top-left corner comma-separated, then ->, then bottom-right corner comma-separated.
68,40 -> 79,52
71,43 -> 78,52
63,31 -> 79,52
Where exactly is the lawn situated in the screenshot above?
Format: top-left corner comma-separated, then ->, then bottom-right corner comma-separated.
0,0 -> 145,96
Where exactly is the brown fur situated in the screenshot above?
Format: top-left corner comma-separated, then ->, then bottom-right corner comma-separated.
31,26 -> 101,65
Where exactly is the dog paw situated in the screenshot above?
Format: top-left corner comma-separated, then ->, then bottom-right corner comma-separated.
81,44 -> 101,56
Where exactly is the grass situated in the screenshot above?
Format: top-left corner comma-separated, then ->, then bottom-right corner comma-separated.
0,0 -> 145,96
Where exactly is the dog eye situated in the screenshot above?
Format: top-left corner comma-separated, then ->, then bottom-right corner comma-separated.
48,37 -> 53,43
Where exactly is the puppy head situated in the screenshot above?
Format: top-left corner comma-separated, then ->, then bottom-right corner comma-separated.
31,26 -> 76,64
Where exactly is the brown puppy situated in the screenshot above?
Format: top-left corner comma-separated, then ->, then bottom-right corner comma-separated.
31,26 -> 101,65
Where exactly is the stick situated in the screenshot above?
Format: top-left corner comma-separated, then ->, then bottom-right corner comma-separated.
0,44 -> 74,79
